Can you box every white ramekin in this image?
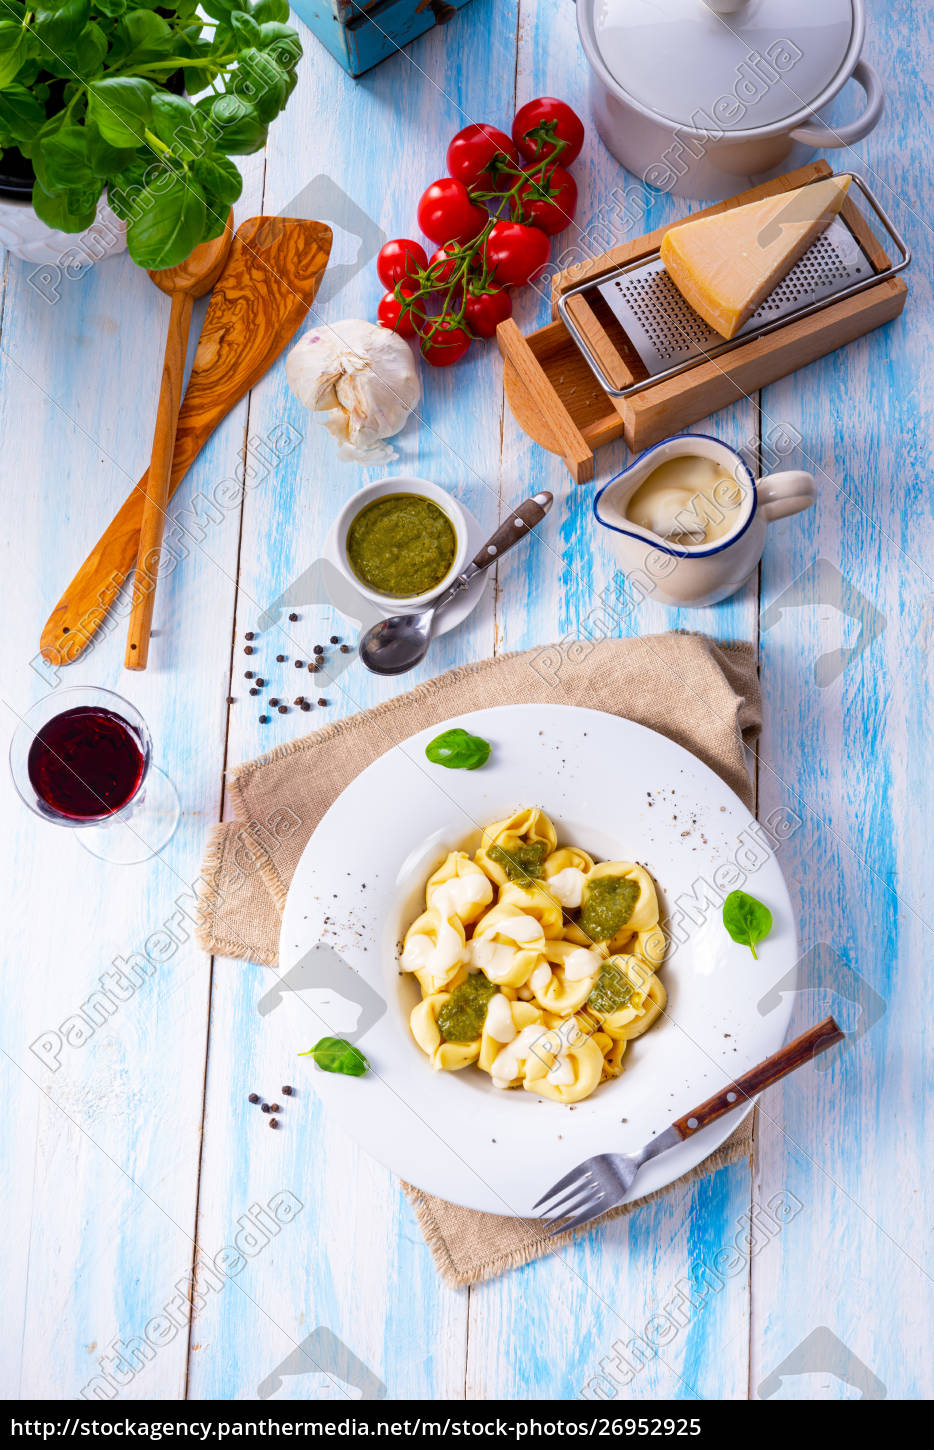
[333,476,469,611]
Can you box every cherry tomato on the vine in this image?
[464,286,512,339]
[377,287,425,340]
[483,220,550,288]
[376,237,428,290]
[417,178,488,246]
[428,242,468,288]
[515,164,577,235]
[446,123,519,191]
[512,97,585,166]
[420,316,472,367]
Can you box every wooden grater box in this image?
[497,162,908,483]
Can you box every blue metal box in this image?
[291,0,474,78]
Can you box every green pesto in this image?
[436,976,498,1043]
[346,494,456,597]
[487,840,548,883]
[577,875,639,941]
[588,961,635,1017]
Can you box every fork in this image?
[533,1016,844,1236]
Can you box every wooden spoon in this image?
[124,216,234,670]
[40,217,332,669]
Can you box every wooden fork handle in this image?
[673,1016,844,1139]
[125,291,194,669]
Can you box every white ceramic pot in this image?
[333,476,470,611]
[592,433,815,607]
[576,0,884,199]
[0,190,126,266]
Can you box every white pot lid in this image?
[591,0,856,132]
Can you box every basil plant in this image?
[0,0,302,268]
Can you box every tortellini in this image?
[404,810,667,1103]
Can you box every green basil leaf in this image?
[190,150,242,208]
[125,169,206,268]
[85,122,139,178]
[150,91,202,157]
[197,93,267,154]
[230,11,261,45]
[31,177,101,233]
[32,0,90,50]
[252,0,290,21]
[0,22,32,87]
[33,123,96,192]
[94,0,128,16]
[232,46,289,123]
[722,890,773,959]
[425,728,492,771]
[299,1036,369,1078]
[88,77,155,147]
[0,85,46,145]
[257,22,301,65]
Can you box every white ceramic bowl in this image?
[333,475,469,611]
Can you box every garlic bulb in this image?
[285,319,421,464]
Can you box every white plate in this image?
[278,704,797,1216]
[322,498,490,638]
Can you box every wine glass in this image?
[9,686,179,865]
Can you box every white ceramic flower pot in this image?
[576,0,885,200]
[0,191,126,266]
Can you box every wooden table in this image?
[2,0,929,1402]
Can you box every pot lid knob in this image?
[702,0,750,13]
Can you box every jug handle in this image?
[758,470,816,523]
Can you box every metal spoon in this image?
[359,491,553,675]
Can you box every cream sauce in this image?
[626,455,746,547]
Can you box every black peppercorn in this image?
[248,1093,260,1104]
[317,698,327,706]
[269,1103,281,1114]
[269,1117,279,1129]
[245,670,254,679]
[261,1103,271,1113]
[329,636,339,644]
[249,687,259,696]
[340,644,350,653]
[269,697,279,707]
[282,1085,293,1096]
[276,655,286,662]
[295,660,304,668]
[278,705,288,714]
[313,644,324,655]
[245,632,255,640]
[259,715,269,724]
[288,612,298,621]
[244,645,254,655]
[226,696,235,704]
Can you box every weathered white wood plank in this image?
[0,152,265,1398]
[752,3,934,1402]
[185,4,527,1399]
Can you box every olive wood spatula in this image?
[40,215,333,667]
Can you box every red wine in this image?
[27,707,146,820]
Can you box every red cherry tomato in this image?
[376,237,428,290]
[420,316,472,367]
[483,220,551,288]
[417,178,488,247]
[428,243,468,287]
[464,286,512,339]
[446,124,519,190]
[377,287,425,340]
[515,164,578,235]
[512,97,585,165]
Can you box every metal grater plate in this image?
[597,215,873,376]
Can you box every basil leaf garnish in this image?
[299,1037,368,1077]
[425,728,491,771]
[722,890,773,959]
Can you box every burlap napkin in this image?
[197,633,761,1287]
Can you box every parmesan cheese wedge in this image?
[660,175,851,340]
